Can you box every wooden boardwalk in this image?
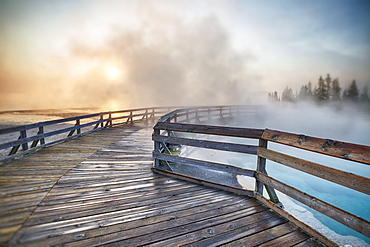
[0,124,324,246]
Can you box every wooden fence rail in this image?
[152,105,370,244]
[0,107,171,164]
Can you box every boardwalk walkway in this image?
[1,124,324,246]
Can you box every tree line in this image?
[268,74,369,105]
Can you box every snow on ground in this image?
[277,192,369,247]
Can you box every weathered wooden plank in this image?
[147,209,279,247]
[153,152,256,177]
[154,122,264,138]
[153,168,254,197]
[258,147,370,195]
[0,207,36,227]
[149,209,276,247]
[41,180,191,204]
[180,216,286,247]
[0,184,54,197]
[256,172,370,238]
[76,203,267,247]
[221,222,298,247]
[153,134,258,155]
[259,230,309,246]
[294,238,327,247]
[48,198,251,247]
[13,193,249,246]
[27,186,214,225]
[262,129,370,165]
[1,125,152,245]
[0,225,21,243]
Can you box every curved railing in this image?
[0,107,172,163]
[152,105,370,245]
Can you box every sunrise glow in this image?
[107,67,121,80]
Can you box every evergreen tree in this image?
[344,80,359,102]
[360,85,369,103]
[297,82,314,101]
[307,81,313,95]
[268,91,280,101]
[282,86,294,102]
[298,85,309,100]
[331,78,341,101]
[325,74,332,100]
[315,76,328,101]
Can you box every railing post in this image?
[126,111,133,124]
[20,129,28,151]
[31,126,45,148]
[39,126,45,145]
[68,119,81,137]
[144,109,149,126]
[153,129,160,168]
[105,113,112,127]
[256,139,267,195]
[94,115,104,129]
[173,113,177,123]
[256,139,281,205]
[76,119,81,134]
[195,109,200,123]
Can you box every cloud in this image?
[58,13,260,109]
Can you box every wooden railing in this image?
[0,107,171,163]
[152,105,370,245]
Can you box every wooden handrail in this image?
[152,105,370,241]
[262,129,370,165]
[0,107,172,163]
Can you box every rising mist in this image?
[1,12,260,111]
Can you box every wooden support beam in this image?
[152,134,258,155]
[154,122,263,139]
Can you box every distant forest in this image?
[268,74,370,107]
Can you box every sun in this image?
[107,67,121,80]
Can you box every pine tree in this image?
[268,91,280,101]
[331,78,341,101]
[325,74,332,100]
[344,80,359,102]
[282,86,294,102]
[298,85,310,100]
[307,81,313,95]
[315,76,328,102]
[360,85,369,103]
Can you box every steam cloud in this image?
[43,14,260,110]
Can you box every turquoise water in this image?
[267,159,370,244]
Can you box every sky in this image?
[1,0,370,110]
